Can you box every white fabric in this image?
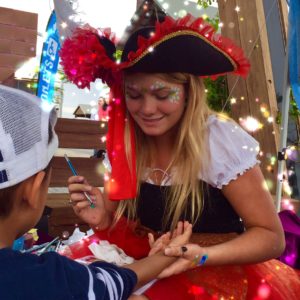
[88,240,135,266]
[199,115,260,188]
[0,85,58,189]
[53,0,84,43]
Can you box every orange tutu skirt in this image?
[68,217,300,300]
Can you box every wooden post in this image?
[217,0,280,193]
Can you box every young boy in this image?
[0,85,191,300]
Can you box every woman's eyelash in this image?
[126,93,141,99]
[156,92,171,99]
[156,95,169,100]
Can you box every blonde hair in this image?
[114,73,213,231]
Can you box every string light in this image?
[230,97,237,104]
[239,116,263,132]
[61,22,67,29]
[162,3,169,10]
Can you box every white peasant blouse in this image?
[199,115,260,189]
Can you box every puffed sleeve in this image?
[199,115,260,189]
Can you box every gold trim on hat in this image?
[127,30,237,71]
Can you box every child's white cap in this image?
[0,85,59,189]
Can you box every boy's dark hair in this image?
[0,123,54,218]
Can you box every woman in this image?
[61,14,300,299]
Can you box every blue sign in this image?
[288,0,300,108]
[36,11,61,103]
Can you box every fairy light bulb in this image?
[239,116,262,132]
[230,97,237,104]
[61,22,67,29]
[162,3,169,10]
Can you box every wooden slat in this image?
[0,53,30,68]
[48,206,89,238]
[55,118,107,149]
[0,67,14,82]
[0,7,38,30]
[57,132,106,149]
[0,23,37,44]
[47,193,69,208]
[55,118,107,135]
[50,157,104,187]
[0,39,36,56]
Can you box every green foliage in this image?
[275,91,300,125]
[114,49,123,61]
[289,91,300,121]
[204,16,219,30]
[204,77,230,112]
[197,0,217,9]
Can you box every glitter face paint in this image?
[126,81,181,103]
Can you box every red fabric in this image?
[59,26,118,88]
[106,84,137,200]
[68,217,150,260]
[144,260,300,300]
[66,219,300,299]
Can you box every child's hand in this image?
[148,232,171,256]
[67,176,110,229]
[148,221,192,256]
[158,244,207,278]
[168,221,193,248]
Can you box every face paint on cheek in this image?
[150,81,166,90]
[168,87,181,103]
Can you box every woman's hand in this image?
[158,244,207,278]
[67,176,111,229]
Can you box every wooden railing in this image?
[47,117,107,237]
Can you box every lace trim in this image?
[216,159,261,189]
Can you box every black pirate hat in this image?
[60,15,249,88]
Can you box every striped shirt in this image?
[0,248,137,300]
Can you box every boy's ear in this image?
[23,171,46,209]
